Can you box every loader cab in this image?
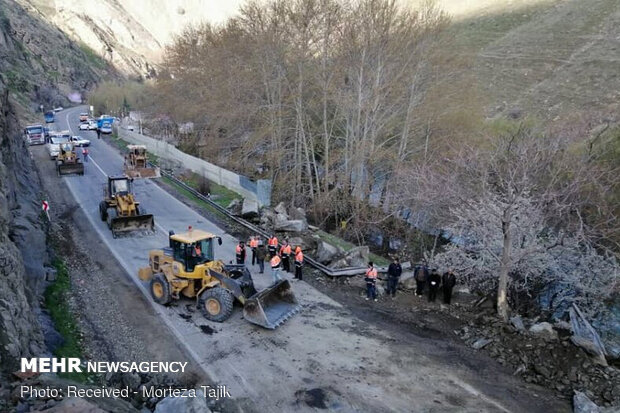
[168,229,221,272]
[108,176,132,198]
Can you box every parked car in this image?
[24,124,45,145]
[88,120,98,130]
[79,112,89,122]
[53,107,64,113]
[69,135,90,147]
[79,123,90,130]
[47,135,70,159]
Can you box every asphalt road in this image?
[40,106,566,413]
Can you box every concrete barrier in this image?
[117,127,272,207]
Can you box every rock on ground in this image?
[573,391,601,413]
[315,240,342,264]
[241,198,259,219]
[154,389,211,413]
[399,271,416,290]
[529,322,558,340]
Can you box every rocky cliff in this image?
[0,0,117,111]
[0,79,46,374]
[17,0,242,76]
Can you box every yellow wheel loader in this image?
[99,176,155,238]
[124,145,160,179]
[56,142,84,176]
[138,228,300,329]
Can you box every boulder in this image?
[472,338,493,350]
[316,241,342,264]
[155,389,210,413]
[331,246,370,269]
[288,207,307,220]
[529,322,558,340]
[510,315,526,332]
[274,215,308,232]
[241,198,259,219]
[274,202,288,218]
[399,271,416,290]
[226,199,242,216]
[287,236,314,251]
[572,391,601,413]
[39,398,107,413]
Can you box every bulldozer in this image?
[138,227,299,329]
[56,142,84,176]
[124,145,160,179]
[99,176,155,238]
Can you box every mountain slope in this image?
[20,0,243,76]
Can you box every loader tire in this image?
[99,202,108,221]
[150,273,171,305]
[199,287,234,323]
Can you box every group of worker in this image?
[235,235,304,285]
[365,259,457,304]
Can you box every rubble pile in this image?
[456,314,620,408]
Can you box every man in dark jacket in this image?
[386,257,402,298]
[256,245,267,274]
[428,268,441,302]
[414,264,428,297]
[442,268,457,304]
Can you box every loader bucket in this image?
[57,162,84,176]
[124,167,161,179]
[243,280,300,329]
[109,214,155,237]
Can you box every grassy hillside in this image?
[439,0,620,121]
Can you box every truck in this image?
[97,116,114,134]
[24,124,45,145]
[44,111,55,123]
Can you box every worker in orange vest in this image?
[249,236,260,266]
[270,253,282,284]
[294,246,304,280]
[235,241,246,264]
[280,240,292,273]
[268,235,278,258]
[365,261,378,302]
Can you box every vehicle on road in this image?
[138,228,300,329]
[69,135,90,147]
[124,145,160,178]
[99,176,155,238]
[24,124,45,145]
[53,107,63,112]
[79,123,89,130]
[88,120,98,130]
[44,111,55,123]
[47,133,70,159]
[79,112,89,122]
[55,142,84,176]
[99,120,113,134]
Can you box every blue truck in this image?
[44,111,55,123]
[97,116,114,134]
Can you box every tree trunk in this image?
[497,210,512,321]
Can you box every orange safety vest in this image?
[268,237,278,247]
[249,238,259,248]
[280,244,292,256]
[295,251,304,264]
[270,255,281,268]
[366,267,377,279]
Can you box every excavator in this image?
[99,176,155,237]
[124,145,160,178]
[138,227,299,329]
[56,142,84,176]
